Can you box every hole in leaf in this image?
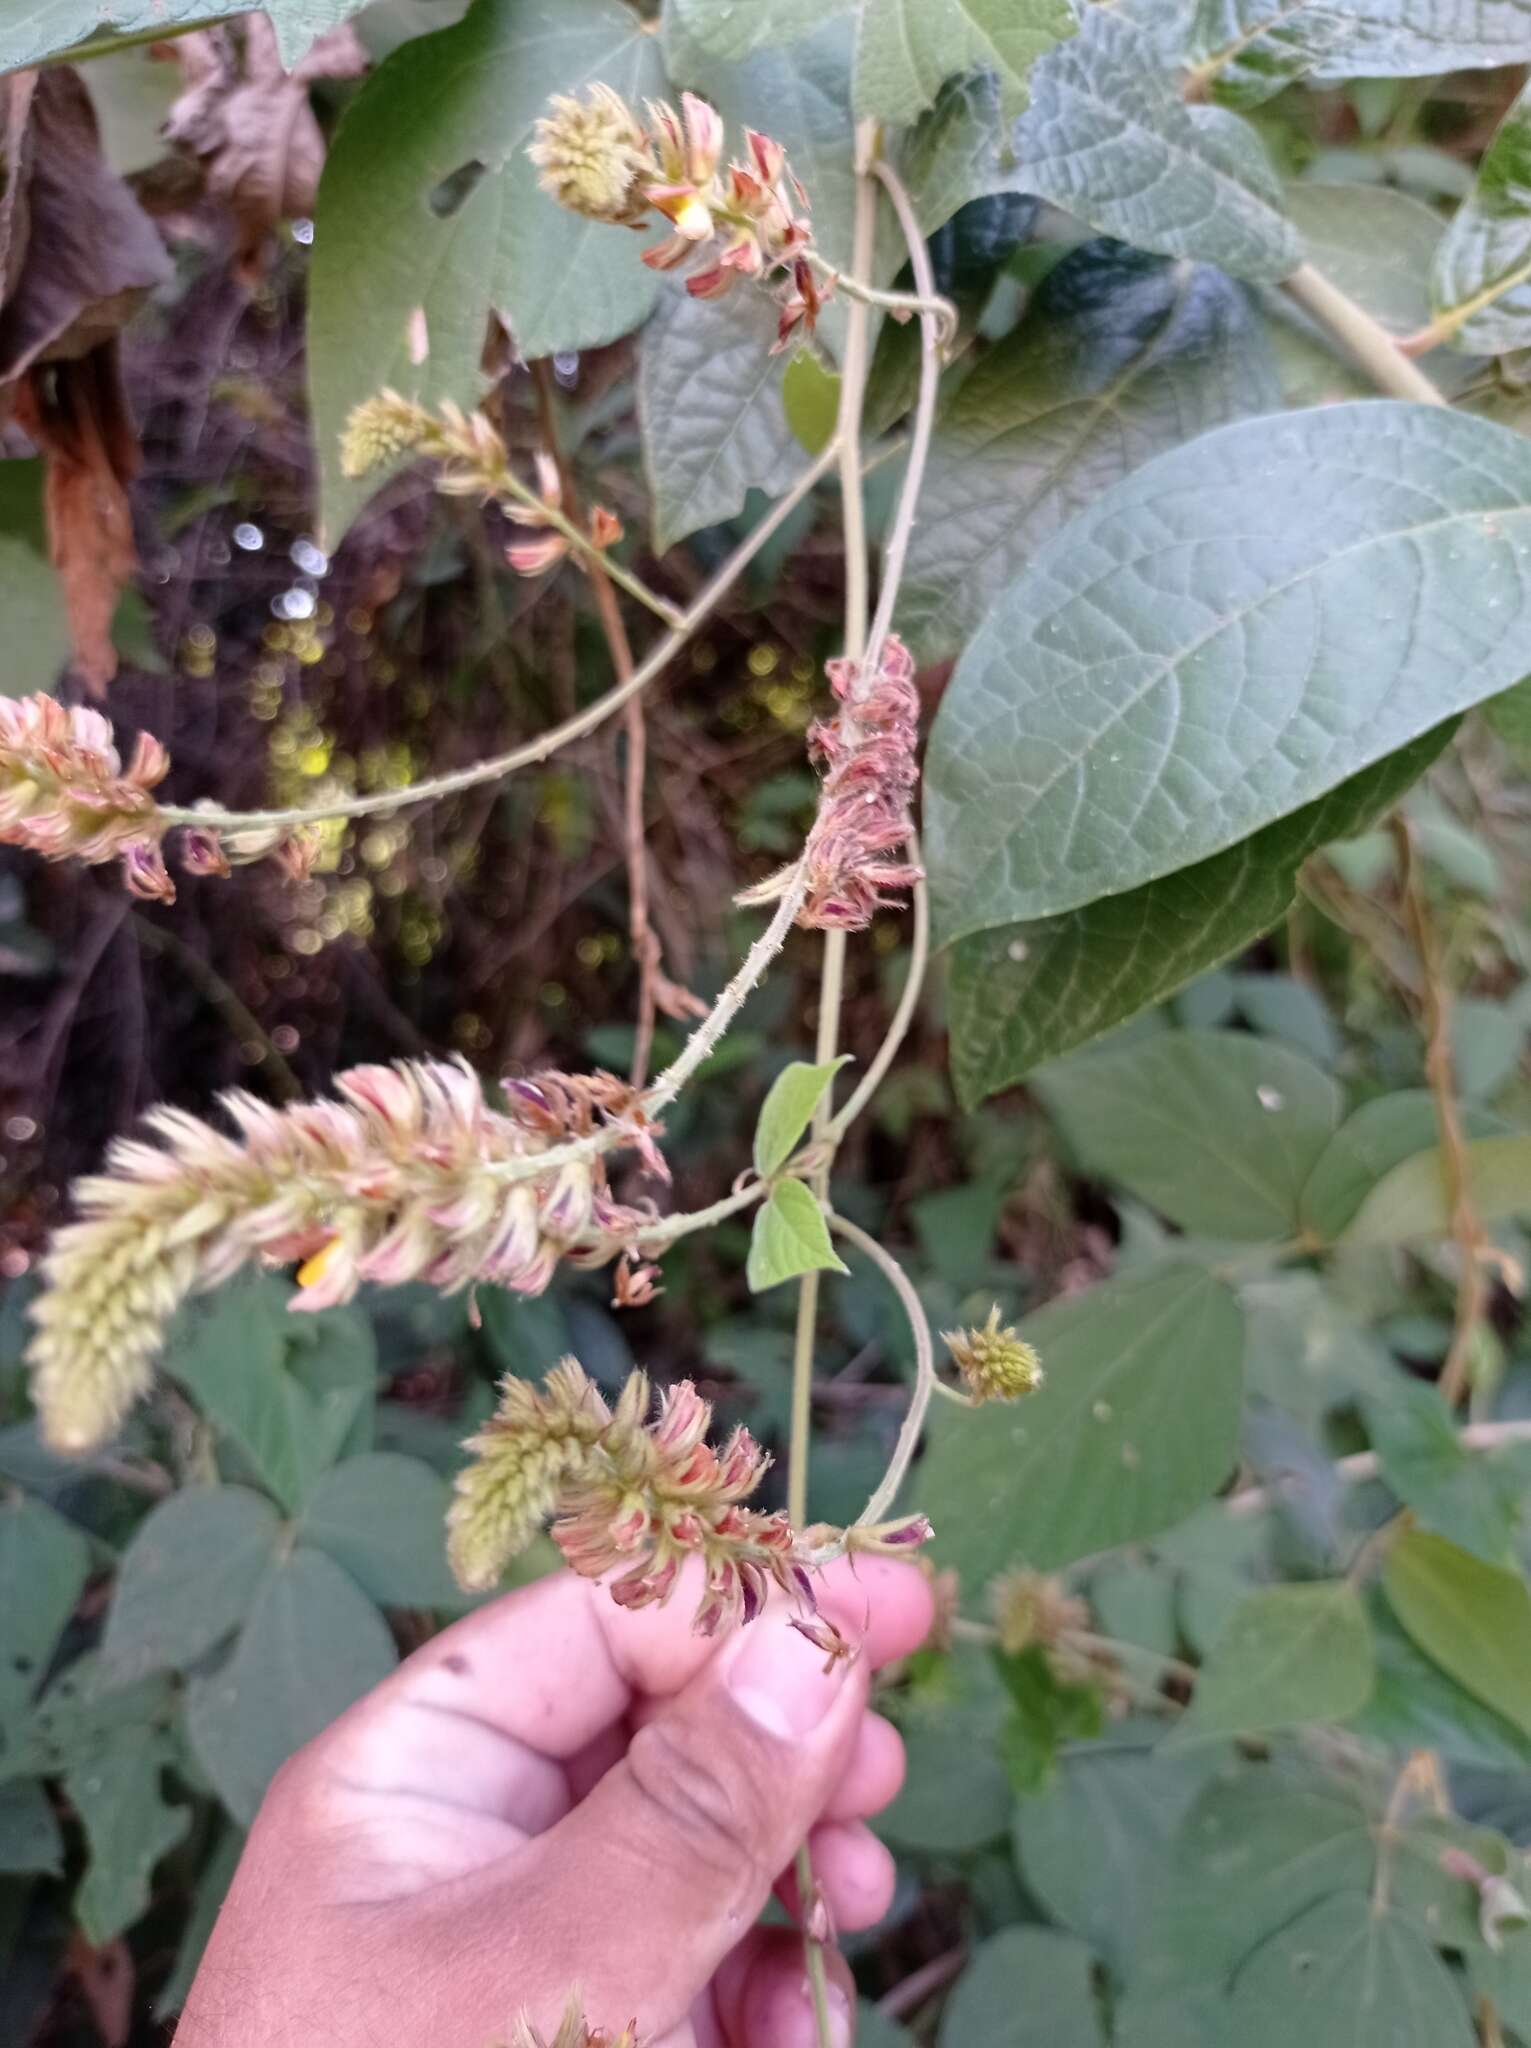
[429,162,486,219]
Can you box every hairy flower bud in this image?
[1,694,173,897]
[28,1059,663,1454]
[943,1304,1043,1404]
[338,390,433,478]
[528,84,651,224]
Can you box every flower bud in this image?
[845,1514,933,1556]
[528,84,650,224]
[338,389,433,478]
[943,1304,1043,1404]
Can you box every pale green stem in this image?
[632,1179,766,1250]
[828,1210,937,1530]
[492,468,683,626]
[1282,264,1446,406]
[805,248,958,347]
[159,437,842,833]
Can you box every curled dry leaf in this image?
[164,16,367,285]
[0,67,171,693]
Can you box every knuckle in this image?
[623,1715,768,1892]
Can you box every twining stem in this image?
[159,438,842,834]
[1390,815,1488,1407]
[829,1211,938,1530]
[1282,264,1447,406]
[632,1179,766,1250]
[804,248,959,348]
[529,360,676,1089]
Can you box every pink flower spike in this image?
[507,533,571,577]
[747,129,785,186]
[680,92,724,184]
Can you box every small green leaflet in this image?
[0,1493,90,1727]
[937,1925,1105,2048]
[1365,1377,1521,1566]
[1383,1528,1531,1738]
[299,1452,467,1608]
[1228,1892,1474,2047]
[69,1729,191,1945]
[1165,1583,1374,1748]
[925,403,1531,948]
[1341,1134,1531,1245]
[782,353,841,457]
[1433,78,1531,352]
[1300,1089,1494,1240]
[746,1181,846,1290]
[103,1485,284,1683]
[753,1056,850,1178]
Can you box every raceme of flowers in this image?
[448,1359,818,1637]
[529,86,823,350]
[339,392,623,581]
[27,1059,665,1455]
[740,634,924,932]
[0,692,314,901]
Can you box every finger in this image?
[490,1606,869,2032]
[822,1713,905,1823]
[714,1930,856,2048]
[803,1820,898,1934]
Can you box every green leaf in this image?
[1166,1584,1374,1747]
[850,0,1076,124]
[1184,0,1357,109]
[1469,1932,1531,2042]
[162,1274,377,1513]
[947,731,1445,1102]
[476,1289,569,1381]
[1483,673,1531,749]
[880,1646,1013,1852]
[898,242,1277,662]
[0,463,70,700]
[1341,1134,1531,1246]
[1309,0,1531,79]
[1354,1604,1531,1771]
[0,0,366,71]
[0,1781,61,1877]
[68,1728,190,1944]
[1365,1378,1521,1564]
[1008,10,1300,283]
[753,1057,850,1179]
[895,70,1036,238]
[1227,1891,1473,2048]
[1301,1090,1497,1240]
[995,1645,1105,1795]
[1241,1273,1394,1430]
[919,1262,1243,1583]
[155,1825,244,2019]
[746,1181,846,1291]
[641,289,811,554]
[1033,1029,1342,1240]
[103,1486,283,1684]
[0,1495,89,1728]
[1015,1734,1223,1974]
[299,1452,465,1608]
[937,1926,1105,2048]
[187,1548,397,1824]
[782,353,841,458]
[310,0,667,544]
[1384,1528,1531,1738]
[1433,80,1531,354]
[925,402,1531,948]
[1283,183,1444,332]
[666,0,830,65]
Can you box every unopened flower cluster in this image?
[742,635,923,932]
[449,1358,817,1635]
[529,86,823,349]
[28,1059,664,1455]
[505,1994,640,2048]
[339,393,622,582]
[944,1305,1043,1404]
[1,692,314,901]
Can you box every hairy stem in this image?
[159,438,841,834]
[1282,264,1446,406]
[1390,814,1488,1407]
[805,248,959,346]
[828,1210,937,1529]
[632,1179,766,1250]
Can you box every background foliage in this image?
[6,0,1531,2041]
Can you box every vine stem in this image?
[493,465,682,626]
[829,1211,937,1529]
[1391,816,1486,1407]
[804,248,959,347]
[1282,264,1446,406]
[159,437,842,834]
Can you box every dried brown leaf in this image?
[13,347,140,696]
[165,17,366,284]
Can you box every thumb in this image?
[521,1605,867,2029]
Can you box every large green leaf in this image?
[1435,80,1531,354]
[1183,0,1356,108]
[671,0,1075,120]
[310,0,668,544]
[925,403,1531,948]
[187,1548,397,1824]
[68,1729,190,1944]
[1006,10,1300,283]
[1282,183,1443,332]
[1165,1583,1375,1746]
[1032,1030,1343,1240]
[937,1927,1104,2048]
[1341,1134,1531,1245]
[1311,0,1531,77]
[895,70,1037,238]
[879,1646,1012,1852]
[103,1486,284,1684]
[162,1273,377,1513]
[898,242,1277,662]
[1227,1892,1473,2047]
[0,1495,89,1728]
[919,1263,1243,1584]
[299,1452,465,1608]
[946,728,1446,1105]
[0,0,365,70]
[1015,1734,1223,1973]
[1383,1528,1531,1738]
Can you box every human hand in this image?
[175,1555,933,2047]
